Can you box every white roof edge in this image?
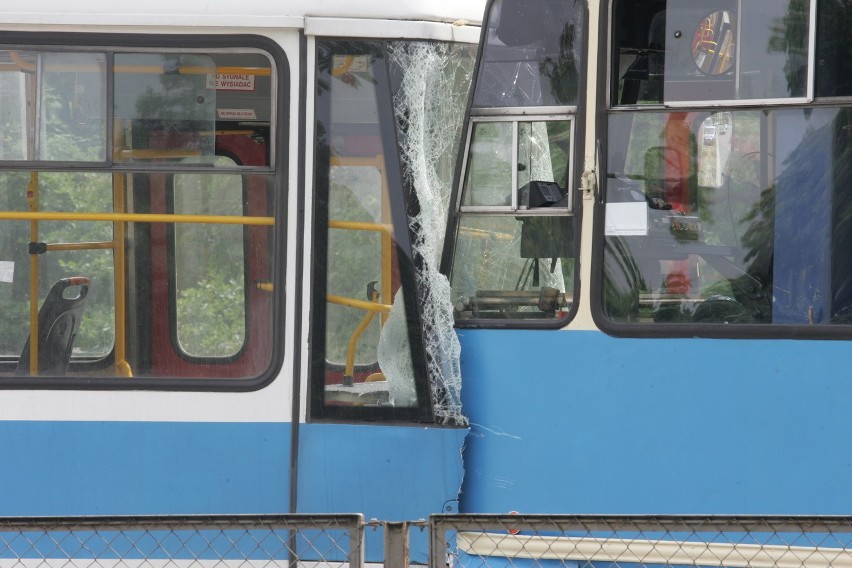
[0,0,485,30]
[304,16,480,43]
[0,14,481,43]
[0,13,306,28]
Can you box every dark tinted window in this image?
[473,0,584,107]
[613,0,811,105]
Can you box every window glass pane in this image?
[173,156,246,359]
[452,116,575,321]
[518,120,571,209]
[451,214,574,320]
[314,42,424,412]
[603,107,852,325]
[0,172,114,360]
[473,0,584,107]
[39,52,107,161]
[0,52,30,161]
[462,122,513,207]
[114,53,216,163]
[612,0,810,105]
[816,0,852,96]
[0,51,107,161]
[0,43,280,382]
[326,165,383,365]
[387,41,475,424]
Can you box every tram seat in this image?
[16,277,90,376]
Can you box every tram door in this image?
[143,134,272,378]
[127,52,275,379]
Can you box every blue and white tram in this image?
[0,0,482,558]
[445,0,852,516]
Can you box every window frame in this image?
[440,0,587,330]
[0,31,288,390]
[607,0,819,109]
[593,0,852,340]
[309,38,440,423]
[457,113,577,215]
[166,157,251,364]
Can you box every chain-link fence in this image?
[430,515,852,568]
[3,514,852,568]
[0,514,364,568]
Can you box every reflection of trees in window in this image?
[174,160,247,358]
[124,54,215,160]
[602,236,645,321]
[767,0,809,97]
[539,19,578,105]
[816,0,852,96]
[830,109,852,321]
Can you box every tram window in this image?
[461,122,513,207]
[0,51,107,161]
[816,0,852,97]
[312,40,475,421]
[450,119,576,322]
[612,0,811,105]
[114,53,216,164]
[0,38,281,384]
[602,107,852,328]
[0,171,115,358]
[313,42,426,418]
[445,0,584,326]
[473,0,583,108]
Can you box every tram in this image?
[445,0,852,516]
[0,1,483,561]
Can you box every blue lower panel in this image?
[458,329,852,514]
[296,423,467,562]
[0,421,290,515]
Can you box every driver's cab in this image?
[444,0,585,324]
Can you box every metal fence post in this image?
[384,521,410,568]
[350,515,366,568]
[429,516,448,568]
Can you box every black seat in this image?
[17,277,90,376]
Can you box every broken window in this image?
[311,40,475,423]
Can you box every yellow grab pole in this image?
[27,172,39,375]
[377,155,392,326]
[113,174,131,377]
[344,290,380,380]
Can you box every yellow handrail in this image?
[114,148,202,160]
[0,56,272,77]
[327,294,391,314]
[326,154,394,371]
[344,290,380,379]
[45,241,114,251]
[0,211,274,226]
[328,220,393,234]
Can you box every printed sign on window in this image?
[209,73,256,91]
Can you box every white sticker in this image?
[0,261,13,283]
[212,73,255,91]
[605,202,648,236]
[217,108,257,120]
